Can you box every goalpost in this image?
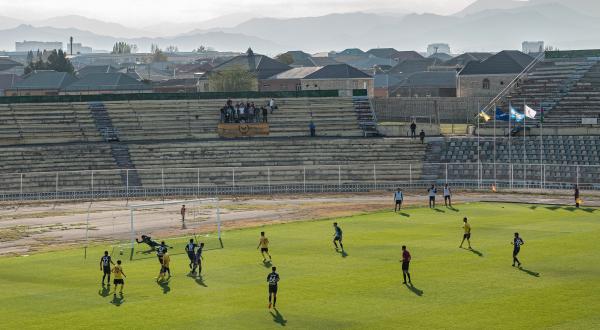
[112,198,222,260]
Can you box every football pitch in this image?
[1,202,599,329]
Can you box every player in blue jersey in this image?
[267,266,280,309]
[511,232,525,267]
[99,250,115,285]
[333,222,344,251]
[192,242,205,275]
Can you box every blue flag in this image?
[510,107,524,122]
[495,108,509,121]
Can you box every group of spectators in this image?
[220,98,277,124]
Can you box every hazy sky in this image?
[1,0,476,25]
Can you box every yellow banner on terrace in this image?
[217,123,270,138]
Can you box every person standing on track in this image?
[394,188,404,212]
[180,205,186,224]
[427,184,437,208]
[443,184,452,208]
[574,185,580,208]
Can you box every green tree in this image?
[112,42,137,54]
[24,49,74,75]
[207,66,257,92]
[165,45,179,53]
[276,53,294,65]
[150,44,168,62]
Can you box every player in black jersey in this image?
[99,251,115,285]
[185,239,197,270]
[267,266,280,309]
[512,232,525,267]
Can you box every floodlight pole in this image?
[373,164,377,190]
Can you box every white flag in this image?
[525,105,537,119]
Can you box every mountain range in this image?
[0,0,599,54]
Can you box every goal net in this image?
[111,198,222,260]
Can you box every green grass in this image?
[1,203,600,329]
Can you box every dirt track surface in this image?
[0,191,596,256]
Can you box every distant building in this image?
[366,48,424,62]
[62,72,151,95]
[153,78,200,93]
[6,70,78,96]
[204,48,291,92]
[16,41,63,52]
[0,57,24,75]
[427,43,451,57]
[0,74,23,96]
[458,50,533,97]
[263,64,374,96]
[70,43,93,54]
[522,41,544,54]
[391,71,457,97]
[445,52,493,68]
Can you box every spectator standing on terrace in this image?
[251,102,258,122]
[239,103,246,123]
[269,98,276,114]
[309,121,316,137]
[574,185,580,208]
[419,129,426,144]
[410,121,417,139]
[262,106,268,123]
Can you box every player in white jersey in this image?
[394,188,404,212]
[443,184,452,208]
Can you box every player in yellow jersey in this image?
[112,260,126,297]
[460,217,472,249]
[257,231,272,262]
[157,250,171,282]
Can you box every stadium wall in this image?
[0,89,368,104]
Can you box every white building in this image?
[16,41,63,52]
[522,41,544,54]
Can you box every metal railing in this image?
[480,52,545,115]
[0,162,597,202]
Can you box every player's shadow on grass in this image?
[447,206,459,212]
[262,260,273,268]
[270,308,287,326]
[405,283,423,296]
[158,280,171,294]
[336,249,349,258]
[518,267,540,277]
[195,275,208,287]
[545,206,562,211]
[433,208,445,213]
[399,212,410,218]
[110,294,124,306]
[461,247,483,257]
[99,285,111,297]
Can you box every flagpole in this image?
[523,100,527,189]
[540,100,544,189]
[493,102,497,184]
[508,100,512,166]
[477,100,481,188]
